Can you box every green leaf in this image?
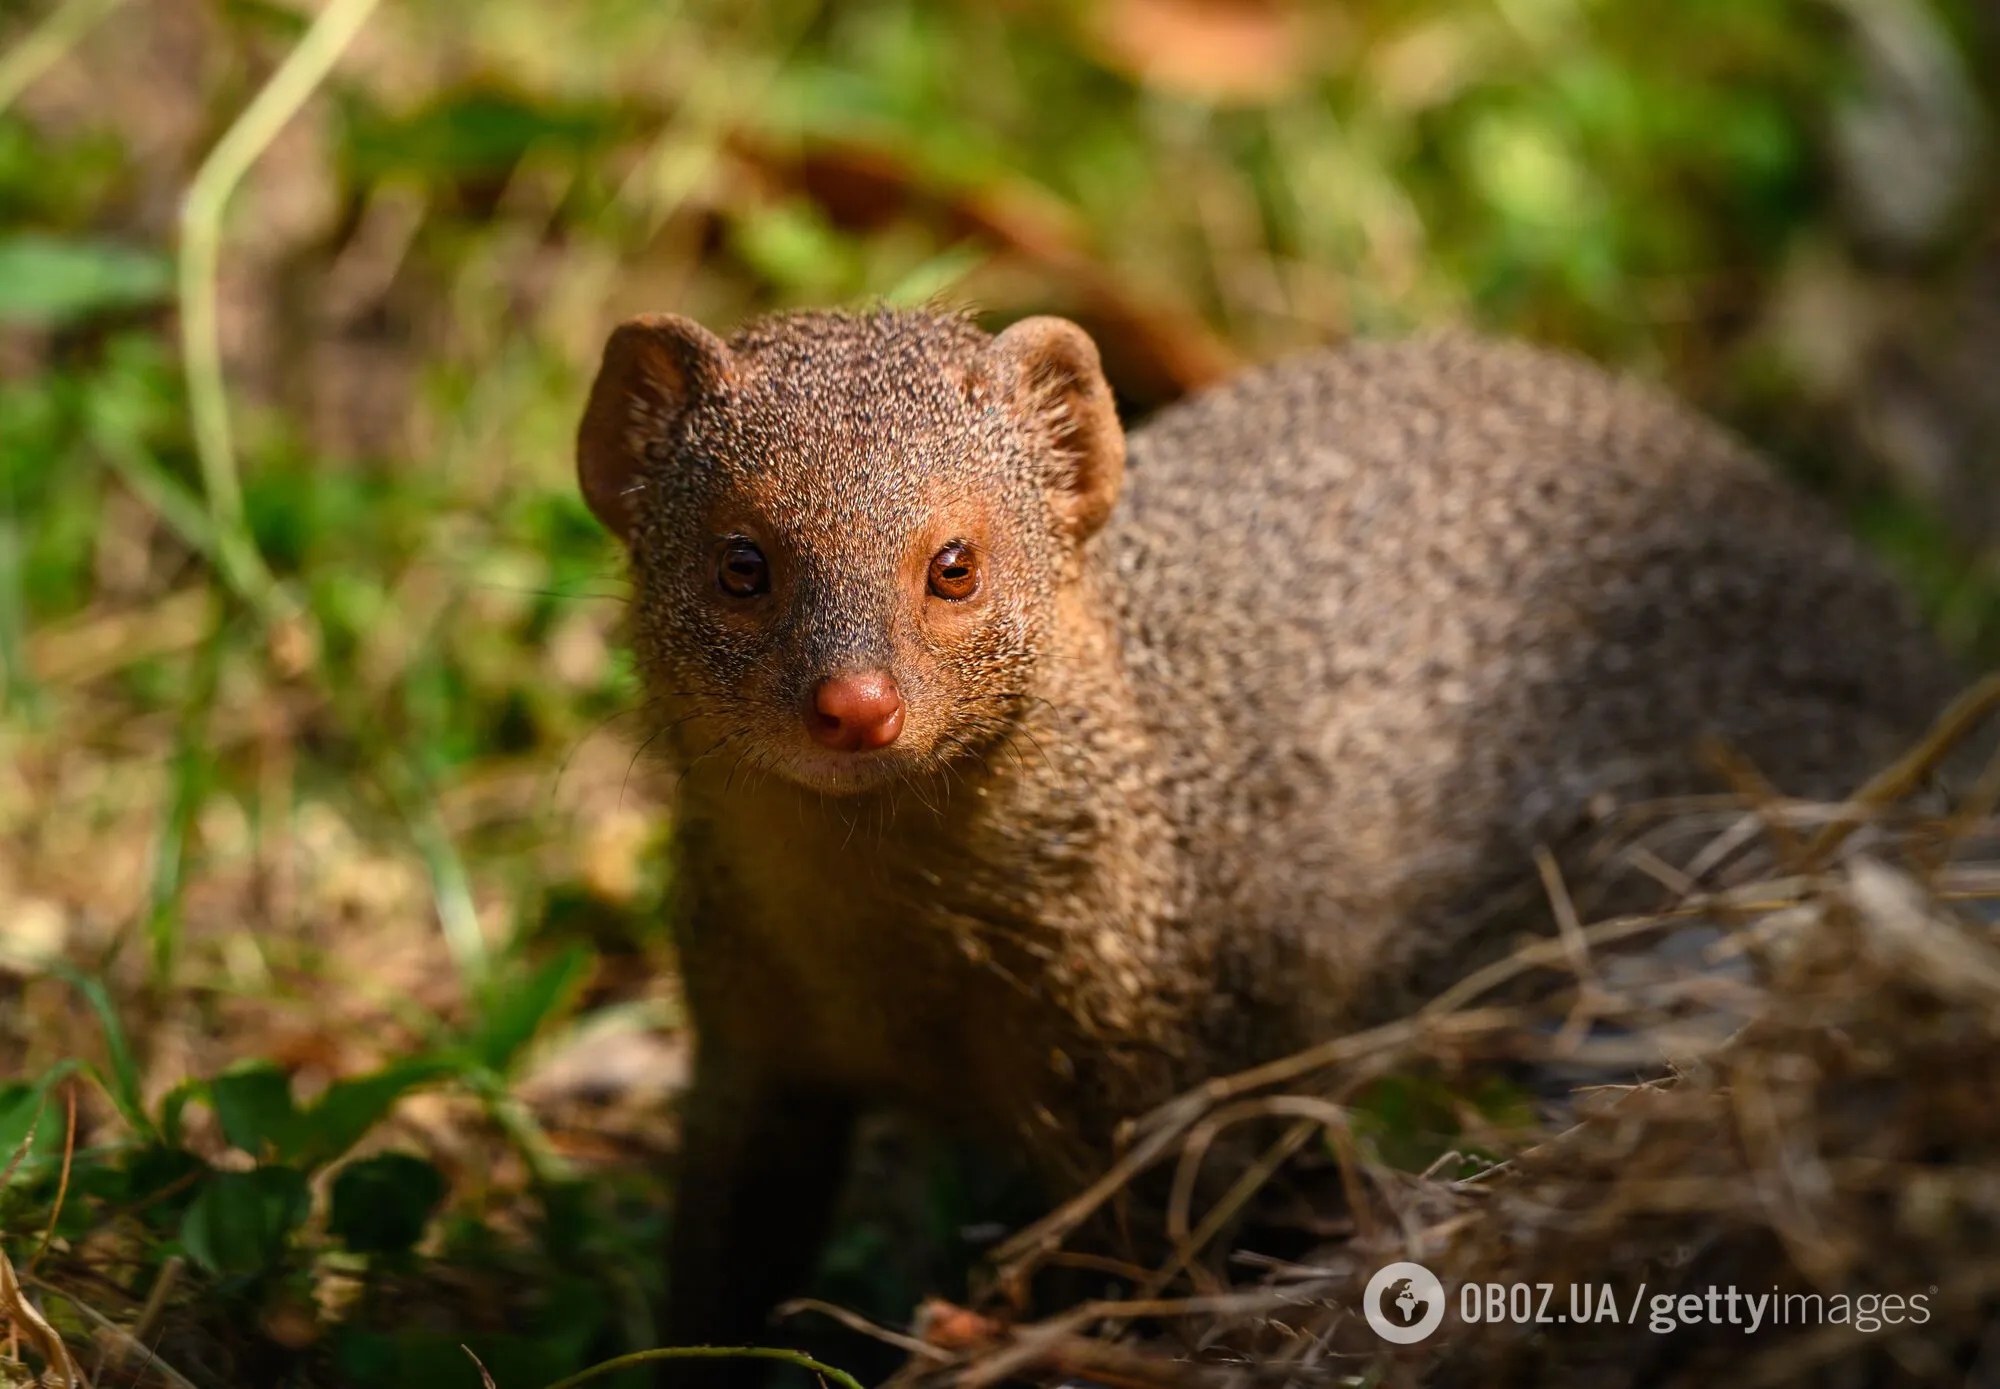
[0,1064,90,1194]
[122,1145,209,1233]
[294,1056,459,1169]
[340,87,628,183]
[179,1165,310,1277]
[0,235,172,328]
[328,1152,447,1255]
[208,1063,301,1161]
[471,947,590,1074]
[0,1082,47,1181]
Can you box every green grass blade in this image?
[45,963,153,1139]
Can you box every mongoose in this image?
[574,307,1962,1364]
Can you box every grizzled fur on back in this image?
[1111,333,1959,1033]
[575,306,1963,1369]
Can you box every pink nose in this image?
[808,672,904,752]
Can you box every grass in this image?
[0,0,1996,1384]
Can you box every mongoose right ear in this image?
[993,316,1126,541]
[576,314,733,541]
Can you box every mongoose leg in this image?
[661,1061,855,1387]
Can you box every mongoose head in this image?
[577,308,1124,796]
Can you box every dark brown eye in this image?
[717,538,769,598]
[927,541,980,601]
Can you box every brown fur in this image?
[575,307,1962,1368]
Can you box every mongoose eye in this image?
[927,542,980,601]
[717,538,769,598]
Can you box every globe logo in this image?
[1363,1260,1446,1343]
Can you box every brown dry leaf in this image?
[912,1296,1006,1353]
[0,1243,84,1388]
[1086,0,1311,102]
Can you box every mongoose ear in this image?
[576,313,732,541]
[993,316,1126,541]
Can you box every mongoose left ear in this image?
[577,313,733,542]
[993,316,1126,541]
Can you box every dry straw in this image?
[887,681,2000,1388]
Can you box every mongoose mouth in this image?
[765,741,922,796]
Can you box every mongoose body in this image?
[574,309,1959,1359]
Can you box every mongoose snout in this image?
[808,672,905,751]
